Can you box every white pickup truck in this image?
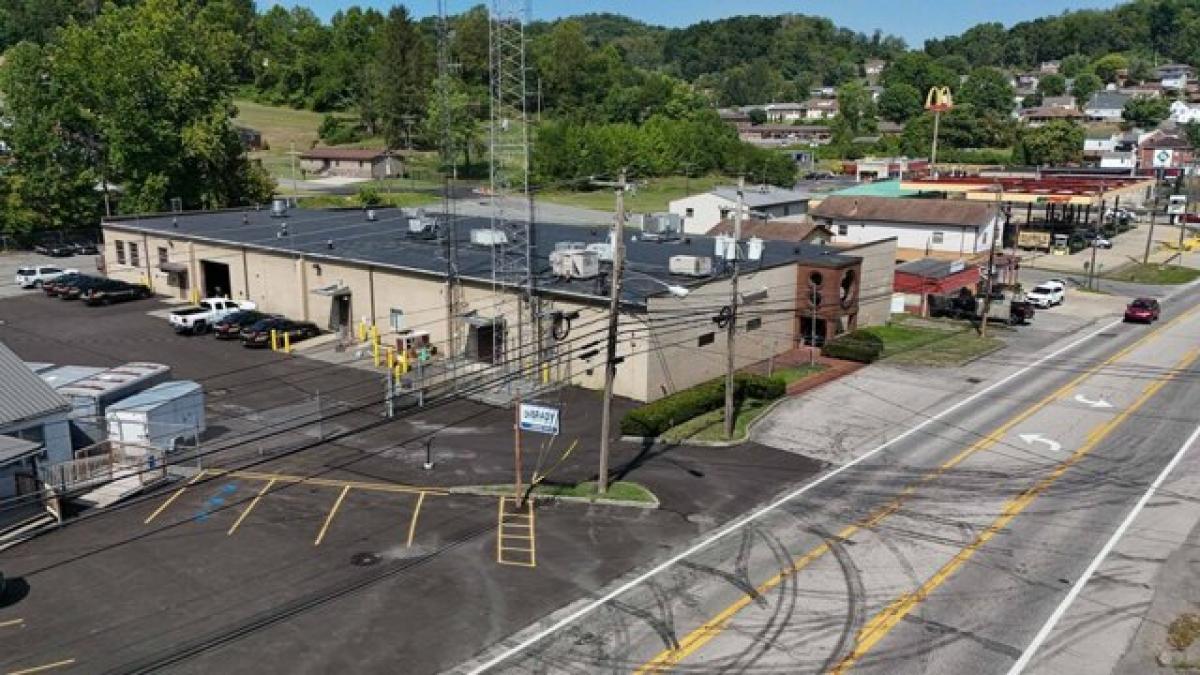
[169,298,255,335]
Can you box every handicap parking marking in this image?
[143,470,207,524]
[192,482,240,523]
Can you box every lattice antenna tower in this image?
[488,0,533,379]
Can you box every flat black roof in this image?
[103,207,858,307]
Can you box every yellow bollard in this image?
[283,331,291,354]
[372,341,380,367]
[542,362,550,384]
[369,324,379,346]
[393,362,402,382]
[386,347,396,369]
[399,349,409,375]
[270,329,278,352]
[357,319,367,342]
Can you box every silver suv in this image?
[15,265,74,289]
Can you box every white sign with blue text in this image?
[519,403,560,435]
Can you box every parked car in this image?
[82,280,152,306]
[15,265,74,289]
[169,298,255,335]
[1026,281,1066,308]
[212,309,273,340]
[42,273,95,297]
[1124,297,1161,323]
[1085,233,1113,249]
[70,241,99,255]
[241,317,320,348]
[60,276,112,301]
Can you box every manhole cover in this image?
[965,377,984,384]
[350,552,380,567]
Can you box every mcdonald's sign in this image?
[925,86,953,112]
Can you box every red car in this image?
[1124,297,1161,323]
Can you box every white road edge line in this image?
[466,315,1129,674]
[1007,419,1200,675]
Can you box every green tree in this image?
[747,108,767,125]
[1060,54,1091,78]
[1122,96,1171,128]
[1016,120,1084,165]
[423,75,483,169]
[372,6,433,149]
[877,83,923,122]
[836,80,877,135]
[1071,72,1103,106]
[959,67,1014,117]
[1183,121,1200,150]
[881,52,956,97]
[1036,73,1067,97]
[1092,53,1129,83]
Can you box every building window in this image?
[129,242,140,267]
[719,208,730,220]
[115,240,126,265]
[747,317,762,331]
[837,223,848,236]
[685,207,695,218]
[158,247,168,265]
[698,332,715,347]
[932,231,945,245]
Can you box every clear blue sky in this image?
[269,1,1123,46]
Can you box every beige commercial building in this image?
[101,208,892,402]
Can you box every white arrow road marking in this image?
[1020,433,1063,453]
[1074,394,1113,409]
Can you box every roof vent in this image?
[327,239,334,250]
[270,198,288,218]
[366,209,377,222]
[277,222,289,238]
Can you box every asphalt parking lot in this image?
[0,287,826,673]
[0,251,99,300]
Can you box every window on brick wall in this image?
[698,332,715,347]
[129,242,140,267]
[158,247,168,265]
[115,241,126,265]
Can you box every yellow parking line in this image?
[405,492,426,548]
[636,307,1200,673]
[495,497,505,563]
[832,346,1200,673]
[144,470,206,524]
[6,658,76,675]
[227,479,275,536]
[205,469,447,497]
[0,618,24,629]
[313,485,351,547]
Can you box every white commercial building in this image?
[811,196,999,257]
[669,185,815,235]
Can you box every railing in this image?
[40,441,166,494]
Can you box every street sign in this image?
[1153,149,1175,168]
[518,403,560,435]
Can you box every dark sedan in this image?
[241,317,320,348]
[42,273,94,297]
[1124,297,1161,323]
[82,280,152,306]
[213,310,273,340]
[59,276,111,300]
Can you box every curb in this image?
[447,486,660,510]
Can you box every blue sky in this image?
[269,1,1123,46]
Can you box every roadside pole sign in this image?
[518,403,560,435]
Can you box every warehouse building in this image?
[101,207,890,402]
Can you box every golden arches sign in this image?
[925,86,953,112]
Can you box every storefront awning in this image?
[158,262,188,273]
[311,283,351,297]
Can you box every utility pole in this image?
[1090,195,1104,291]
[289,142,299,195]
[978,185,1002,337]
[723,176,745,439]
[809,284,819,365]
[596,169,627,496]
[1143,201,1157,265]
[513,402,523,500]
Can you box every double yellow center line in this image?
[637,307,1198,673]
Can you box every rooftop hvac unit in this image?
[470,229,507,246]
[669,255,714,277]
[585,242,612,261]
[643,213,682,238]
[408,215,436,235]
[554,241,587,252]
[746,236,764,261]
[550,250,600,279]
[270,198,288,218]
[714,235,737,259]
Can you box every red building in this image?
[1138,133,1194,177]
[894,258,981,316]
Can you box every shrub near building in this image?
[620,373,786,437]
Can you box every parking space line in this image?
[313,485,351,546]
[204,469,447,497]
[496,497,537,568]
[6,658,76,675]
[0,618,24,629]
[144,470,206,524]
[405,491,426,548]
[227,478,275,536]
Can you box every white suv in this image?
[1026,280,1066,308]
[15,265,75,289]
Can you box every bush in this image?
[822,332,885,363]
[620,372,785,437]
[318,114,364,145]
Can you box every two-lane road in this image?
[462,285,1200,675]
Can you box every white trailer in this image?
[104,380,204,456]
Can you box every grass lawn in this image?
[537,174,736,213]
[770,363,827,385]
[473,481,657,504]
[884,331,1005,366]
[298,192,437,209]
[859,323,958,356]
[1102,263,1200,284]
[660,398,773,443]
